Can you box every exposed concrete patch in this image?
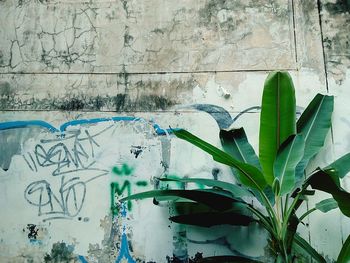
[85,215,146,262]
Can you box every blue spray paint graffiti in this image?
[0,117,172,135]
[114,203,136,263]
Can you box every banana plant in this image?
[122,72,350,262]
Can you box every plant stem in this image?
[299,207,317,222]
[281,191,302,242]
[284,194,289,219]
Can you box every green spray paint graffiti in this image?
[110,164,148,215]
[112,164,134,176]
[160,174,205,190]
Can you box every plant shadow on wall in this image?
[123,72,350,263]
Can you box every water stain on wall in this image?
[324,0,350,14]
[0,94,176,112]
[0,128,42,171]
[322,0,350,84]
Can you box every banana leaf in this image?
[337,234,350,263]
[259,71,296,185]
[273,134,305,195]
[306,169,350,217]
[296,94,334,181]
[158,177,253,198]
[173,129,267,190]
[121,189,242,211]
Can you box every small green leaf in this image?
[315,198,338,213]
[337,234,350,263]
[293,233,326,263]
[159,177,253,198]
[296,94,334,181]
[274,134,305,195]
[324,152,350,178]
[173,129,267,190]
[259,71,296,185]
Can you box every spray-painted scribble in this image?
[26,224,39,243]
[30,129,101,176]
[24,177,87,222]
[23,127,112,221]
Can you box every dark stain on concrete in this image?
[0,94,176,112]
[322,0,350,83]
[44,242,77,263]
[324,0,350,14]
[198,0,287,31]
[0,81,14,97]
[198,0,239,30]
[58,97,86,111]
[0,128,43,171]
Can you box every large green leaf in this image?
[171,201,255,227]
[159,177,253,198]
[324,152,350,178]
[170,211,255,227]
[337,234,350,263]
[293,233,326,263]
[273,134,305,195]
[174,200,252,216]
[173,129,267,190]
[307,169,350,217]
[259,71,296,185]
[295,94,334,181]
[220,128,261,169]
[121,189,240,211]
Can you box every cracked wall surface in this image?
[0,0,296,73]
[0,0,350,262]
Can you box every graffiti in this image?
[110,164,148,215]
[22,127,110,221]
[112,164,134,176]
[32,133,99,176]
[26,224,39,243]
[24,177,87,221]
[0,116,172,135]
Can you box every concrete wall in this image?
[0,0,349,262]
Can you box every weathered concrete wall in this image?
[0,0,349,262]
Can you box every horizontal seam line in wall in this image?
[0,109,260,113]
[0,68,298,75]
